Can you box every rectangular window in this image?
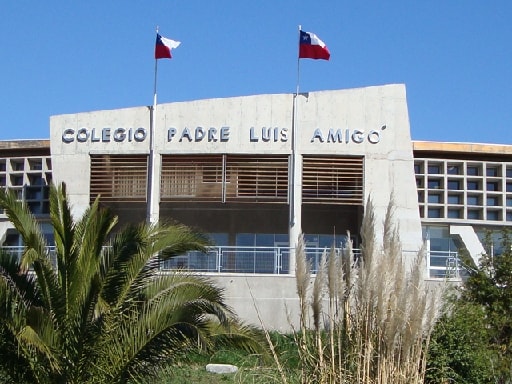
[447,209,461,219]
[487,210,500,221]
[428,194,442,204]
[11,160,24,171]
[487,196,500,206]
[428,179,441,189]
[486,182,499,192]
[447,165,460,175]
[427,208,442,218]
[447,180,461,190]
[467,209,481,220]
[467,195,481,206]
[467,166,480,176]
[10,175,24,186]
[447,194,461,204]
[428,164,441,174]
[486,167,499,177]
[467,180,480,190]
[28,159,43,171]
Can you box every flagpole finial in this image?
[156,26,159,34]
[298,25,302,31]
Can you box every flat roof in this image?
[0,139,50,150]
[413,140,512,156]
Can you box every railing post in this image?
[275,247,280,274]
[217,247,222,273]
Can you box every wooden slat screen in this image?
[90,155,148,203]
[161,155,224,202]
[302,156,364,205]
[225,155,289,203]
[161,155,289,203]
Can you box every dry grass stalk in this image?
[291,197,443,384]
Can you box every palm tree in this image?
[0,183,262,383]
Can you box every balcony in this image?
[1,245,461,280]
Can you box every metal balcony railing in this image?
[0,246,460,279]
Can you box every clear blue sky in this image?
[1,1,511,144]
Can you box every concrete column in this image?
[288,94,302,274]
[147,106,161,224]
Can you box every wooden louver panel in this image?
[90,155,148,203]
[161,155,224,202]
[161,155,289,203]
[302,156,364,205]
[225,155,289,203]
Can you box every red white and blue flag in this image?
[155,33,181,59]
[299,30,330,60]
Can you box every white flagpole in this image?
[289,25,303,274]
[147,26,161,225]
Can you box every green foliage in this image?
[426,292,497,383]
[0,183,264,384]
[427,229,512,383]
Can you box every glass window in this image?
[486,167,499,177]
[428,179,441,189]
[448,194,461,204]
[507,212,512,222]
[255,234,275,247]
[507,197,512,207]
[467,166,480,176]
[447,165,460,175]
[468,210,481,220]
[448,209,461,219]
[447,180,461,190]
[507,183,512,192]
[208,233,229,246]
[487,211,500,221]
[487,196,500,206]
[428,208,442,218]
[487,182,499,192]
[507,167,512,178]
[467,180,480,190]
[11,160,24,171]
[467,195,480,205]
[428,194,442,204]
[236,233,255,247]
[414,163,423,174]
[428,164,441,174]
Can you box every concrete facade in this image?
[50,84,423,252]
[45,84,424,330]
[4,84,511,329]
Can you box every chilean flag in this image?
[299,30,330,60]
[155,33,181,59]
